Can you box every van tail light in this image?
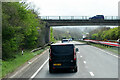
[49,49,52,61]
[74,48,76,60]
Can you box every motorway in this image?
[8,41,119,79]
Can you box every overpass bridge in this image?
[40,16,120,26]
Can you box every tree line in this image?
[53,27,83,40]
[88,27,120,40]
[2,2,50,60]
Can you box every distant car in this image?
[62,39,69,43]
[69,38,72,41]
[89,15,104,20]
[49,43,78,73]
[117,39,120,44]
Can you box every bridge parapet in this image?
[39,16,120,20]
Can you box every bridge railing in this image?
[39,16,120,20]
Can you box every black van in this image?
[49,43,78,73]
[62,39,69,43]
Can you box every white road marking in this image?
[10,63,29,78]
[89,72,94,77]
[77,52,80,53]
[90,45,119,58]
[80,56,82,58]
[10,50,48,78]
[30,58,49,79]
[83,61,86,64]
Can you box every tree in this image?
[2,2,47,60]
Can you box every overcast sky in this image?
[26,0,120,16]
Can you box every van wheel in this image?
[74,67,77,72]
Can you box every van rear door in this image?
[51,44,74,63]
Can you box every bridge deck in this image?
[39,16,120,26]
[40,16,120,20]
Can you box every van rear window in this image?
[51,45,74,55]
[62,40,69,42]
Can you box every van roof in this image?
[62,39,69,40]
[51,43,75,45]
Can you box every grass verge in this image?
[1,47,49,78]
[90,43,119,54]
[79,41,120,55]
[0,59,2,79]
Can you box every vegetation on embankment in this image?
[2,2,52,60]
[1,47,48,78]
[0,59,2,79]
[50,27,57,43]
[1,2,55,78]
[79,40,119,54]
[85,26,120,54]
[89,27,120,40]
[53,27,83,40]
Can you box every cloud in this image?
[27,0,119,16]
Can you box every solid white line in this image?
[90,45,119,58]
[30,58,49,78]
[89,72,94,77]
[10,62,30,78]
[83,61,86,64]
[10,50,49,78]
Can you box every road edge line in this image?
[89,45,120,58]
[9,49,49,78]
[30,58,49,79]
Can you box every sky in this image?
[26,0,120,16]
[24,0,119,28]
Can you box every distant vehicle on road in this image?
[62,39,70,43]
[49,43,78,73]
[89,15,104,20]
[117,39,120,44]
[69,38,72,41]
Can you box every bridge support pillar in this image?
[45,24,50,43]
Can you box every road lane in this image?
[35,50,91,78]
[78,44,118,78]
[34,41,118,78]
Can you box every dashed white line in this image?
[30,58,49,79]
[83,61,86,64]
[89,72,94,77]
[77,52,80,53]
[80,56,82,58]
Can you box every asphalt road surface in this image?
[8,41,119,79]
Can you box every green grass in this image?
[79,41,120,54]
[89,43,119,54]
[90,43,108,49]
[1,47,48,78]
[0,59,2,79]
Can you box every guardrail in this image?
[39,16,120,20]
[84,39,120,47]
